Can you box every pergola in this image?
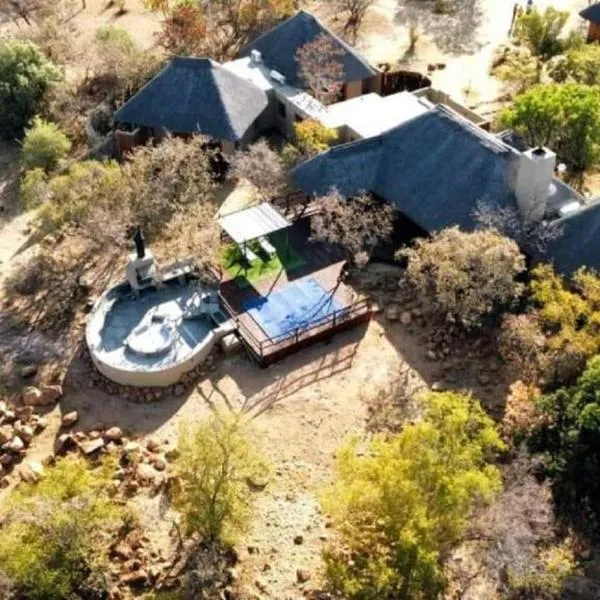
[217,202,292,262]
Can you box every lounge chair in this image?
[258,236,277,257]
[242,245,258,263]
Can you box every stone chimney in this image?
[515,146,556,223]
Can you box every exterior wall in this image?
[588,22,600,43]
[115,127,146,155]
[344,80,363,100]
[367,73,383,95]
[414,87,490,130]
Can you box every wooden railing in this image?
[218,292,372,364]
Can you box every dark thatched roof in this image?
[580,2,600,24]
[239,10,378,87]
[114,57,269,142]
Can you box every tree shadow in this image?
[395,0,486,56]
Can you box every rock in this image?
[61,411,78,428]
[112,541,134,561]
[20,365,37,378]
[431,381,444,391]
[56,433,76,455]
[153,458,167,472]
[426,350,437,361]
[18,461,43,483]
[120,569,149,587]
[104,426,123,442]
[146,438,160,453]
[0,400,6,415]
[136,463,158,484]
[296,569,311,583]
[400,311,412,326]
[123,442,141,455]
[0,453,13,466]
[254,577,268,593]
[385,305,399,321]
[3,410,16,423]
[3,436,24,453]
[15,406,34,422]
[22,386,43,406]
[34,417,48,432]
[14,423,33,444]
[246,474,269,491]
[79,438,105,456]
[0,425,14,445]
[293,535,304,545]
[41,384,63,404]
[174,384,186,397]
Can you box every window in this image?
[277,100,286,119]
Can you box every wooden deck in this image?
[219,220,372,365]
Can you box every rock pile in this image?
[0,397,49,487]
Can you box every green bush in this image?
[500,83,600,174]
[0,40,60,139]
[323,391,504,599]
[549,43,600,85]
[0,455,126,600]
[513,7,570,59]
[21,117,71,172]
[173,415,269,544]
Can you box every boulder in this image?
[119,569,149,587]
[56,433,76,455]
[14,423,34,444]
[296,569,311,583]
[15,406,34,422]
[112,541,134,561]
[23,386,43,406]
[62,411,79,428]
[79,438,105,456]
[104,426,123,442]
[153,458,167,472]
[18,461,44,483]
[136,463,158,484]
[400,311,412,326]
[3,436,24,453]
[146,438,160,453]
[41,384,63,404]
[0,425,14,445]
[20,365,38,378]
[0,453,14,466]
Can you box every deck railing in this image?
[218,291,372,364]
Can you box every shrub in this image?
[531,355,600,526]
[294,119,339,156]
[0,455,126,600]
[402,227,525,328]
[0,40,60,138]
[549,43,600,85]
[500,83,600,174]
[173,415,269,543]
[21,117,71,171]
[503,380,542,441]
[323,391,504,600]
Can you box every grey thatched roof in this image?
[294,106,518,233]
[239,10,377,87]
[114,57,268,142]
[581,2,600,24]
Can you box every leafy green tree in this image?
[294,119,339,156]
[513,7,570,59]
[323,391,504,600]
[531,355,600,527]
[0,456,126,600]
[549,43,600,86]
[173,415,269,544]
[0,39,60,138]
[500,83,600,173]
[21,117,71,172]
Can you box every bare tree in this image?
[228,139,288,200]
[311,189,394,267]
[473,199,563,255]
[335,0,374,45]
[296,33,345,105]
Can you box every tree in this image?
[323,391,504,600]
[311,189,394,267]
[0,39,60,138]
[173,414,269,543]
[499,83,600,174]
[513,7,570,59]
[0,456,125,600]
[146,0,296,60]
[335,0,374,45]
[293,118,338,156]
[402,227,525,328]
[228,139,288,199]
[21,117,71,172]
[493,48,542,94]
[296,33,345,104]
[549,43,600,86]
[157,3,207,56]
[530,355,600,527]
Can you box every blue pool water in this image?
[242,277,341,339]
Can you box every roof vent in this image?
[558,200,581,218]
[251,49,262,64]
[270,70,286,85]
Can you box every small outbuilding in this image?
[580,2,600,43]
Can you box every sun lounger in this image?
[258,236,277,257]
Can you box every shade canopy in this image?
[218,202,291,245]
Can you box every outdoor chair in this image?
[258,236,277,257]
